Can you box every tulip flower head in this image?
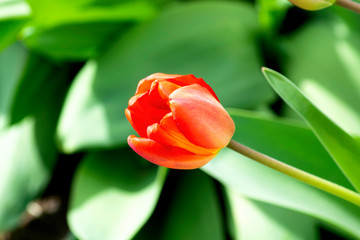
[288,0,335,10]
[125,73,235,169]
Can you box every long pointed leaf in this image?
[262,68,360,192]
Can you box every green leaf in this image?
[0,43,27,129]
[226,189,318,240]
[7,52,70,166]
[134,170,225,240]
[68,148,166,240]
[0,51,71,231]
[56,1,274,153]
[0,0,30,51]
[205,149,360,239]
[9,53,70,124]
[21,0,157,59]
[283,18,360,135]
[226,109,353,189]
[0,119,52,231]
[202,110,360,238]
[262,68,360,192]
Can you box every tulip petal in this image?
[169,84,235,149]
[136,73,182,95]
[135,73,219,102]
[125,108,155,138]
[126,93,170,137]
[147,113,219,155]
[135,79,154,95]
[148,81,170,109]
[166,75,219,101]
[128,93,170,122]
[128,135,216,169]
[158,81,181,100]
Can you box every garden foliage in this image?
[1,0,360,239]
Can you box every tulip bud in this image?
[288,0,335,10]
[125,73,235,169]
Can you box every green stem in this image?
[227,139,360,207]
[335,0,360,14]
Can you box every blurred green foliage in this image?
[1,0,360,239]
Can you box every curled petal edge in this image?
[128,135,217,169]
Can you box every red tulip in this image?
[125,73,235,169]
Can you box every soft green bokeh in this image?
[283,17,360,135]
[0,0,30,51]
[0,0,359,239]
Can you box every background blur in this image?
[1,0,360,239]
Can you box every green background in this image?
[1,0,360,239]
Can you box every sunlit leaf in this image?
[0,51,70,231]
[226,188,318,240]
[68,148,166,240]
[0,119,51,231]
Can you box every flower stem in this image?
[335,0,360,14]
[227,139,360,207]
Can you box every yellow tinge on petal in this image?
[289,0,335,10]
